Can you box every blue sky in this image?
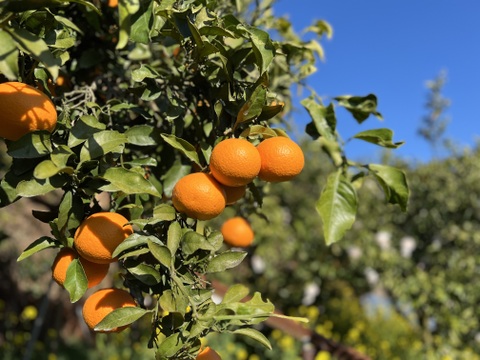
[273,0,480,162]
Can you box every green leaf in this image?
[161,161,191,198]
[124,260,162,285]
[7,132,53,159]
[16,175,66,197]
[317,171,358,245]
[7,27,60,79]
[0,31,19,80]
[126,125,161,146]
[222,284,250,304]
[129,0,154,44]
[100,167,161,197]
[182,231,209,255]
[156,333,184,358]
[64,259,88,303]
[131,64,160,82]
[153,204,177,222]
[33,159,73,179]
[368,164,409,211]
[68,115,106,148]
[95,307,149,332]
[17,236,59,261]
[161,134,201,166]
[215,292,274,325]
[148,240,172,268]
[234,85,267,130]
[233,328,272,350]
[353,128,404,149]
[301,97,336,141]
[334,94,383,123]
[167,221,182,255]
[117,0,141,49]
[206,251,247,273]
[206,230,224,251]
[241,26,275,74]
[79,130,127,162]
[57,190,83,233]
[112,233,153,258]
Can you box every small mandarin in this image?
[223,184,247,205]
[74,212,133,264]
[256,136,304,182]
[172,172,226,220]
[196,346,222,360]
[209,138,261,187]
[221,217,254,247]
[82,288,136,332]
[0,82,57,141]
[52,248,109,288]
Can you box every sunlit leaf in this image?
[317,170,358,245]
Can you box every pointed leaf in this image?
[126,125,161,146]
[95,307,149,332]
[17,237,59,261]
[233,328,272,350]
[80,130,127,162]
[206,251,247,273]
[222,284,250,304]
[100,167,161,197]
[368,164,409,211]
[317,171,358,245]
[153,204,176,222]
[234,85,266,129]
[161,134,200,166]
[167,221,182,255]
[353,128,404,148]
[302,97,336,141]
[148,240,172,268]
[64,259,88,303]
[334,94,383,123]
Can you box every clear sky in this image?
[273,0,480,162]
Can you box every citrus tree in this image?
[0,0,409,358]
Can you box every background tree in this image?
[417,70,450,157]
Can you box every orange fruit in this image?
[0,82,57,141]
[197,347,222,360]
[82,288,136,332]
[107,0,118,7]
[221,217,254,247]
[209,138,261,187]
[52,248,109,288]
[172,173,226,220]
[256,136,304,182]
[223,184,247,205]
[74,212,133,264]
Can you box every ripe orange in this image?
[223,184,247,205]
[209,138,261,187]
[0,82,57,141]
[82,288,136,332]
[256,136,304,182]
[172,173,226,220]
[74,212,133,264]
[221,217,254,247]
[107,0,118,7]
[197,347,222,360]
[52,248,109,288]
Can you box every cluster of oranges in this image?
[172,136,304,247]
[51,212,137,332]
